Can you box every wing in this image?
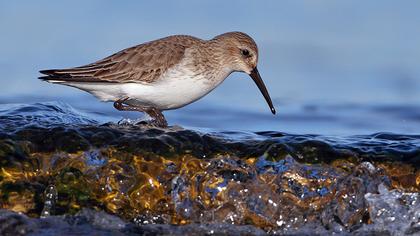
[39,35,196,84]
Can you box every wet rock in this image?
[0,209,35,236]
[0,209,268,236]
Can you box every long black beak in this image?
[249,67,276,114]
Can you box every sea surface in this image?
[0,1,419,235]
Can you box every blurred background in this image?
[0,0,419,134]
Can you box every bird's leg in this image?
[113,98,168,128]
[144,107,168,128]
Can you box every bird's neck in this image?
[205,39,236,74]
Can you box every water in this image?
[1,1,420,235]
[0,103,419,235]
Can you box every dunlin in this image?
[39,32,275,127]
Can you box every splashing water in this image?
[0,102,419,235]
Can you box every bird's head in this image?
[212,32,276,114]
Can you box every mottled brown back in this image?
[40,35,202,83]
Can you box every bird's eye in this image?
[241,49,250,57]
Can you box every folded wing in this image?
[39,35,193,84]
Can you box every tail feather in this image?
[38,69,73,83]
[39,60,120,83]
[39,69,57,76]
[38,69,109,83]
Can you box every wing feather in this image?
[39,35,199,84]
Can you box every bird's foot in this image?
[144,107,168,128]
[114,98,168,128]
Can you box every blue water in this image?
[0,1,419,134]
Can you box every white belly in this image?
[123,76,219,109]
[63,70,227,110]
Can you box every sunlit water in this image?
[0,102,419,235]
